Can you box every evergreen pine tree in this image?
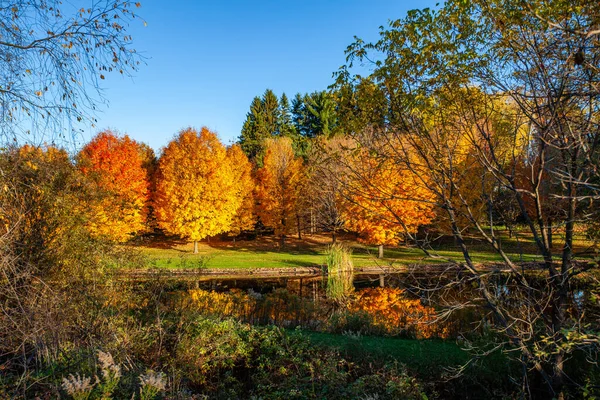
[279,93,296,137]
[239,96,266,161]
[292,93,309,137]
[262,89,281,136]
[305,91,338,138]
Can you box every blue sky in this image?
[83,0,438,152]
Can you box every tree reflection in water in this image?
[182,285,452,339]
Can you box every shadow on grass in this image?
[130,234,189,251]
[206,234,325,256]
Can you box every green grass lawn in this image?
[123,228,594,270]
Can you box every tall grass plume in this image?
[325,243,354,302]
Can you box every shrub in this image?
[175,317,253,389]
[0,145,146,396]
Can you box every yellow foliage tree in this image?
[78,131,150,242]
[256,137,304,246]
[417,90,528,234]
[154,127,240,252]
[226,144,256,238]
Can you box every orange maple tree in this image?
[343,146,435,257]
[154,127,241,252]
[78,130,150,242]
[255,137,304,246]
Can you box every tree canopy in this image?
[78,130,150,242]
[255,137,304,245]
[154,127,242,251]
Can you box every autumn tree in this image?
[1,145,80,258]
[154,127,241,253]
[338,0,600,396]
[412,89,529,236]
[0,0,144,143]
[305,137,350,242]
[137,142,159,230]
[341,137,435,258]
[256,137,304,246]
[0,144,113,368]
[78,131,150,242]
[226,144,256,239]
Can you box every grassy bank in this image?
[124,230,594,271]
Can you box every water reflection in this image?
[179,281,452,339]
[349,288,450,338]
[184,287,325,330]
[160,273,597,341]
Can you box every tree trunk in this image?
[193,240,198,254]
[547,218,553,249]
[297,213,302,239]
[553,355,565,400]
[551,170,577,399]
[280,235,285,248]
[378,244,384,259]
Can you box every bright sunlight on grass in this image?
[123,227,593,271]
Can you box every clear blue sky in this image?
[83,0,438,152]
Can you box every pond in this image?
[131,271,599,341]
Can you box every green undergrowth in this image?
[3,316,432,400]
[299,331,512,382]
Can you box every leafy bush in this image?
[348,363,429,400]
[171,315,427,399]
[327,309,379,336]
[175,317,253,389]
[0,145,148,396]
